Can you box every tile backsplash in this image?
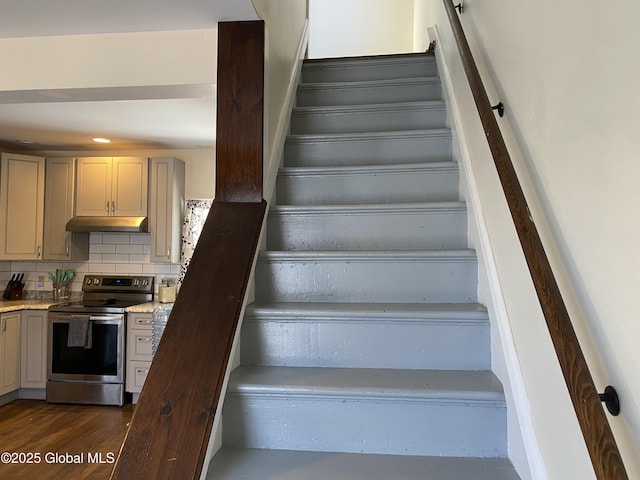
[2,233,180,298]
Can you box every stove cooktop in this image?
[48,275,154,314]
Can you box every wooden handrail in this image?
[442,1,628,479]
[110,20,266,480]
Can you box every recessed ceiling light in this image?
[92,137,111,144]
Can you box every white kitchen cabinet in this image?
[20,310,47,390]
[43,157,89,261]
[0,153,45,260]
[0,311,21,396]
[76,157,148,217]
[126,313,152,400]
[149,157,185,263]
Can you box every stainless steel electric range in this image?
[47,275,154,406]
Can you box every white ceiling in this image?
[0,0,258,153]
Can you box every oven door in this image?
[48,313,125,383]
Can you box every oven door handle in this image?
[88,315,124,322]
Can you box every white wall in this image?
[308,0,414,58]
[0,29,217,91]
[418,0,640,477]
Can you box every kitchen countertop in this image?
[0,299,174,314]
[0,299,56,313]
[126,301,174,313]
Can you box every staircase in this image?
[207,54,520,479]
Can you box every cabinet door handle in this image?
[136,319,153,325]
[37,245,41,258]
[138,337,153,343]
[65,244,70,257]
[2,318,5,333]
[136,368,149,375]
[106,201,110,214]
[111,201,115,213]
[167,248,171,258]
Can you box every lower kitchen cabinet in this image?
[126,313,153,401]
[0,311,21,396]
[20,310,48,391]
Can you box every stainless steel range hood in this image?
[66,216,148,233]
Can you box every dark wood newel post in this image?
[216,20,265,202]
[110,20,266,480]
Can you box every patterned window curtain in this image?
[179,199,213,284]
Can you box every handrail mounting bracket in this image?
[599,385,621,416]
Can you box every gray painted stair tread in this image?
[297,77,442,106]
[299,75,441,89]
[228,366,504,402]
[278,161,458,176]
[292,100,445,114]
[270,201,466,214]
[287,128,451,143]
[246,302,488,321]
[276,162,460,205]
[208,447,520,480]
[284,129,452,167]
[260,249,476,260]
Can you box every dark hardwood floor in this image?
[0,399,134,480]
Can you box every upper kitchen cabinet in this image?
[76,157,148,217]
[149,157,185,263]
[0,153,45,260]
[43,158,89,261]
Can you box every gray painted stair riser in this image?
[255,251,478,303]
[284,130,452,167]
[241,309,490,370]
[266,203,467,251]
[290,102,447,134]
[223,395,505,456]
[296,77,442,107]
[276,162,460,205]
[301,56,438,83]
[223,367,505,457]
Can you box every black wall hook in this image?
[599,386,621,416]
[492,102,504,117]
[454,3,464,14]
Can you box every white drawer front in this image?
[131,332,153,359]
[126,360,151,392]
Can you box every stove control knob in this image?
[93,277,100,285]
[142,279,150,287]
[133,278,140,287]
[86,278,92,285]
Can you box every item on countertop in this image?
[49,269,75,304]
[3,273,25,301]
[49,268,75,286]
